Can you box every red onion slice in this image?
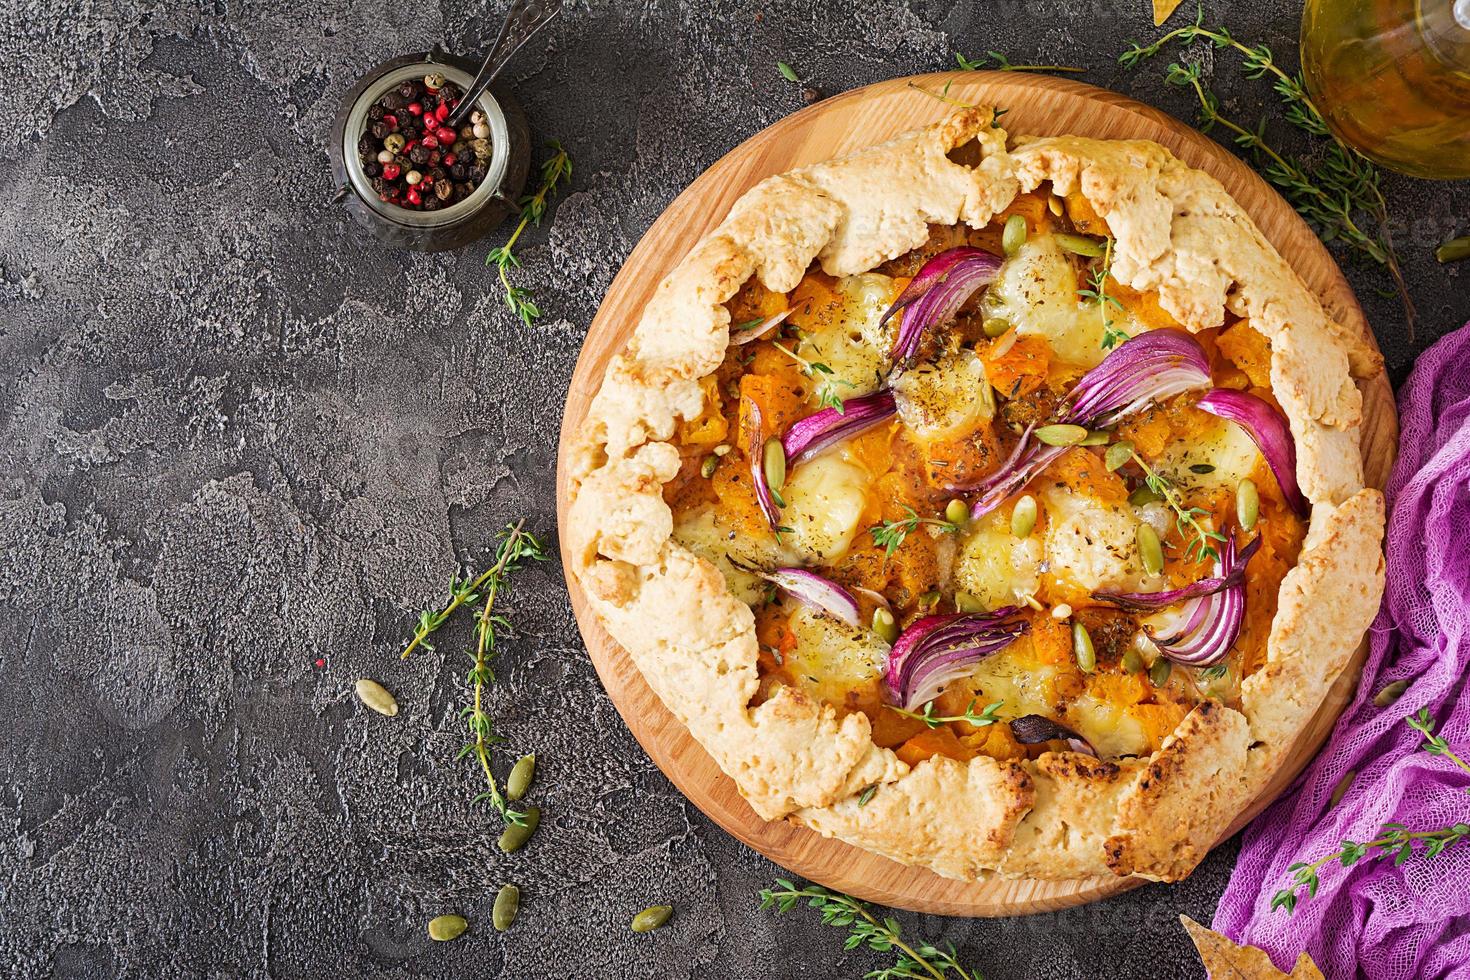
[1148,533,1258,667]
[746,400,782,527]
[966,330,1211,519]
[879,248,1003,372]
[884,609,1028,710]
[1065,329,1212,426]
[782,391,897,467]
[762,568,860,626]
[729,309,791,346]
[1092,537,1262,611]
[1008,714,1097,757]
[1195,388,1309,516]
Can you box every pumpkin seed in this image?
[1072,622,1096,673]
[1054,232,1106,257]
[1002,214,1028,256]
[491,884,519,932]
[1373,678,1410,708]
[1010,494,1038,538]
[631,905,673,933]
[1129,484,1162,507]
[1236,478,1260,531]
[497,806,541,854]
[982,316,1012,338]
[1034,424,1089,446]
[428,914,468,941]
[1078,430,1110,446]
[1149,658,1173,687]
[944,498,969,526]
[762,438,786,493]
[700,455,719,479]
[506,753,536,802]
[1136,523,1164,576]
[354,678,399,717]
[955,591,985,613]
[872,607,898,644]
[1329,770,1357,808]
[1047,194,1064,216]
[1122,647,1144,674]
[1105,440,1135,472]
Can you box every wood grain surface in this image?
[553,72,1398,916]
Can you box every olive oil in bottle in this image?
[1301,0,1470,178]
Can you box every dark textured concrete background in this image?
[1,0,1467,976]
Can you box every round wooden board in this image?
[554,72,1398,916]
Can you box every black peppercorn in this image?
[362,160,381,178]
[409,144,432,165]
[371,121,390,140]
[421,194,443,211]
[428,165,447,182]
[469,163,488,182]
[397,80,421,100]
[381,91,406,111]
[367,104,384,121]
[371,176,388,195]
[440,83,461,101]
[450,162,469,181]
[434,179,453,201]
[357,134,376,156]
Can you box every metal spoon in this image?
[447,0,563,130]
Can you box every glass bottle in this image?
[1301,0,1470,179]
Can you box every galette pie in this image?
[565,107,1386,882]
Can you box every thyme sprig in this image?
[892,699,1004,730]
[1129,450,1225,562]
[1271,710,1470,914]
[1120,11,1414,334]
[771,341,853,413]
[486,140,573,327]
[758,880,979,980]
[1075,237,1129,350]
[455,521,548,826]
[955,51,1084,74]
[870,506,964,558]
[1407,708,1470,783]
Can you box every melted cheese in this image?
[981,235,1145,369]
[780,453,870,564]
[784,605,889,705]
[957,637,1058,716]
[892,348,994,442]
[671,504,782,604]
[1063,693,1150,758]
[952,509,1043,609]
[1041,486,1154,593]
[1152,415,1262,493]
[794,273,897,398]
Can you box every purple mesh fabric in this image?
[1214,322,1470,978]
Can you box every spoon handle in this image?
[448,0,563,128]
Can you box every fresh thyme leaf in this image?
[858,784,878,806]
[772,344,854,414]
[1272,710,1470,914]
[777,61,799,82]
[869,507,963,558]
[1075,237,1130,350]
[404,521,548,826]
[892,699,1004,730]
[1129,451,1223,562]
[485,141,573,326]
[732,316,766,332]
[758,880,979,979]
[1119,12,1415,335]
[906,81,980,110]
[955,50,1084,73]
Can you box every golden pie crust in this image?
[564,109,1385,883]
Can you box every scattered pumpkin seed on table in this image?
[631,905,673,933]
[428,915,468,941]
[497,806,541,853]
[506,753,536,801]
[354,678,399,717]
[492,884,520,932]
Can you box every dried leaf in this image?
[1153,0,1186,26]
[1180,917,1324,979]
